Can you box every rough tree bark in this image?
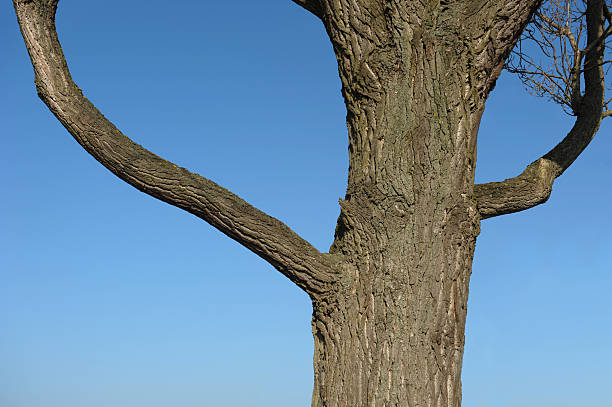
[13,0,608,406]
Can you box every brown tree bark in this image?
[13,0,608,406]
[309,2,534,404]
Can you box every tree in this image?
[11,0,610,405]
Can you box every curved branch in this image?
[13,0,337,296]
[476,0,606,219]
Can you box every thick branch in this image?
[13,0,337,296]
[476,0,606,219]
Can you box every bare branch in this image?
[477,0,606,219]
[604,109,612,116]
[13,0,338,296]
[507,0,611,115]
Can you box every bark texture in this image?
[309,1,537,405]
[13,0,608,406]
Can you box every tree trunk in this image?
[310,4,484,405]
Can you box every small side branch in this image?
[476,0,607,219]
[13,0,337,296]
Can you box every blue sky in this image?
[1,1,610,406]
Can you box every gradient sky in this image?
[2,1,611,406]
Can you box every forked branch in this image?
[13,0,337,296]
[476,0,607,219]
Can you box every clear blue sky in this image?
[2,1,611,406]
